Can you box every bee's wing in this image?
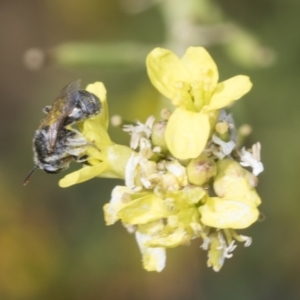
[60,79,81,115]
[42,80,81,152]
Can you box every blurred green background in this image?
[1,0,300,299]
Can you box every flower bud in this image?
[213,159,261,207]
[215,122,229,135]
[151,120,168,153]
[215,121,230,141]
[187,154,217,186]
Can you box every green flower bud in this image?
[215,122,229,135]
[151,120,168,153]
[215,121,230,141]
[187,154,217,186]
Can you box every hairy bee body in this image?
[33,127,88,174]
[23,80,101,185]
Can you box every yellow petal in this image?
[165,107,210,159]
[59,163,108,187]
[167,187,206,206]
[118,194,169,225]
[205,75,252,111]
[180,186,206,205]
[182,47,219,89]
[104,186,133,225]
[214,159,261,206]
[83,119,112,149]
[146,227,187,248]
[199,197,259,229]
[206,232,226,272]
[135,232,166,272]
[103,144,133,179]
[215,178,261,207]
[146,48,194,109]
[86,82,109,129]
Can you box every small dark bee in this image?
[23,80,101,185]
[40,80,100,153]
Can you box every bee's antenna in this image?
[23,166,38,186]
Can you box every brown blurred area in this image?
[1,0,300,299]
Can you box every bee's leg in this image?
[66,129,100,152]
[43,105,52,114]
[64,129,87,146]
[60,156,76,166]
[74,155,92,166]
[66,144,89,157]
[75,154,88,162]
[62,131,90,158]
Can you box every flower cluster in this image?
[60,47,263,272]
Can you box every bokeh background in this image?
[1,0,300,299]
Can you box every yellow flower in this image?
[199,159,261,229]
[103,184,206,272]
[146,47,252,159]
[59,82,133,187]
[53,47,262,273]
[145,188,205,248]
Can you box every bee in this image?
[23,80,101,185]
[39,79,100,153]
